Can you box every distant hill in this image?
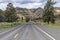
[15,7,60,20]
[54,7,60,15]
[32,7,44,17]
[15,7,44,19]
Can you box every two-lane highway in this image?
[0,22,56,40]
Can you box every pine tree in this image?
[0,9,5,22]
[43,0,55,24]
[5,3,18,22]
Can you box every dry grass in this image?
[33,20,60,28]
[0,20,26,28]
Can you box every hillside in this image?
[54,7,60,15]
[15,7,44,19]
[32,7,44,17]
[15,7,60,20]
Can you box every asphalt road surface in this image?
[0,22,59,40]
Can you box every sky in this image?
[0,0,60,10]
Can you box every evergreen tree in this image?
[26,17,30,22]
[43,0,55,24]
[5,3,18,22]
[0,9,5,22]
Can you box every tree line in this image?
[0,3,30,22]
[0,0,59,23]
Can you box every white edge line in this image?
[36,26,56,40]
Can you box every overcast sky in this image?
[0,0,60,10]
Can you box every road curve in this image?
[0,22,55,40]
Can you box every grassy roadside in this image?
[42,22,60,28]
[0,20,26,28]
[33,21,60,28]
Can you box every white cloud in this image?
[0,0,12,3]
[54,3,60,7]
[0,3,8,10]
[12,0,41,3]
[0,0,60,10]
[0,0,42,10]
[52,0,60,7]
[55,0,60,2]
[30,0,41,2]
[13,2,42,9]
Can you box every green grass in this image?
[0,20,26,28]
